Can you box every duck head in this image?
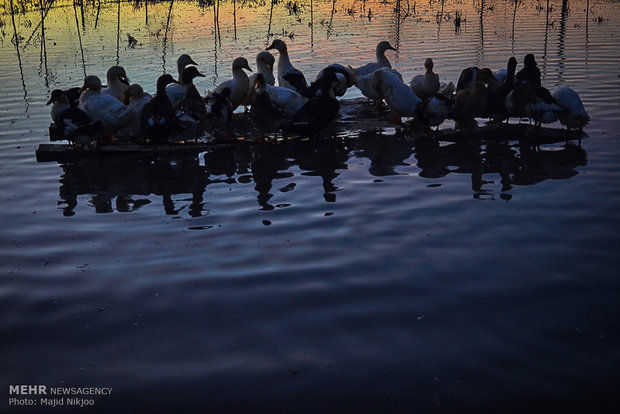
[377,41,397,54]
[106,65,130,86]
[424,58,434,73]
[181,66,206,84]
[266,39,288,54]
[256,51,275,72]
[124,84,145,104]
[524,54,537,67]
[156,74,178,93]
[232,57,253,73]
[46,89,69,105]
[80,75,103,93]
[177,54,198,69]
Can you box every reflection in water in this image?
[54,135,587,216]
[477,0,485,65]
[161,0,174,74]
[115,0,120,65]
[9,0,29,110]
[73,0,86,76]
[557,0,569,81]
[38,0,49,87]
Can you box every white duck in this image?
[552,87,590,131]
[101,66,130,102]
[214,56,253,111]
[409,58,440,101]
[266,39,308,94]
[263,83,309,118]
[352,41,397,78]
[417,94,453,130]
[118,84,152,139]
[371,68,422,122]
[243,51,276,107]
[78,75,132,133]
[351,66,403,104]
[166,54,198,105]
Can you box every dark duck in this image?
[140,74,179,144]
[285,70,341,135]
[47,89,102,146]
[204,87,234,135]
[173,66,208,140]
[515,53,541,86]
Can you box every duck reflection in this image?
[55,133,587,216]
[414,138,587,200]
[57,154,209,216]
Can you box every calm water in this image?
[1,0,620,412]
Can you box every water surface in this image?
[1,0,620,412]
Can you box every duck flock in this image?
[47,39,590,147]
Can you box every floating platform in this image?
[36,98,586,162]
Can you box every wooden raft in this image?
[36,98,586,162]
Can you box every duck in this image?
[285,70,341,135]
[140,74,179,144]
[47,89,102,146]
[261,83,309,118]
[494,57,518,84]
[409,58,440,101]
[305,64,354,98]
[488,57,518,121]
[352,41,397,78]
[78,75,133,133]
[438,81,456,98]
[214,57,253,111]
[205,87,234,135]
[552,86,590,131]
[118,84,152,139]
[515,53,541,86]
[451,74,492,128]
[505,84,562,127]
[416,93,453,131]
[456,67,497,91]
[250,74,287,133]
[173,66,208,139]
[266,39,308,94]
[351,66,403,104]
[371,68,422,122]
[64,87,82,107]
[242,51,276,107]
[101,66,130,102]
[166,54,198,105]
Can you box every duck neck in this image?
[233,66,249,82]
[184,82,202,100]
[277,51,294,74]
[177,62,185,82]
[377,49,391,68]
[156,81,169,99]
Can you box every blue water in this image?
[1,0,620,412]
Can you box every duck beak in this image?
[46,97,53,105]
[244,64,253,72]
[189,58,198,66]
[389,45,397,51]
[265,43,274,51]
[120,75,130,86]
[196,71,206,78]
